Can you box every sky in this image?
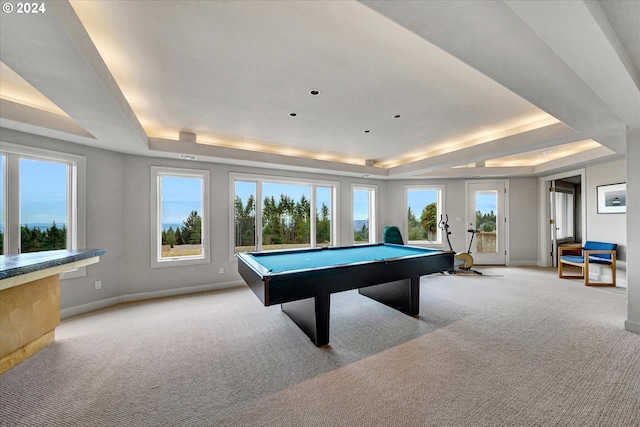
[17,159,68,226]
[407,189,438,219]
[161,176,203,224]
[476,192,497,214]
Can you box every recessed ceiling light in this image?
[309,89,320,96]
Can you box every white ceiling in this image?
[1,0,638,179]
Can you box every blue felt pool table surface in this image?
[248,244,443,273]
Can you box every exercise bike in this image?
[438,214,482,275]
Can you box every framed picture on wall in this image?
[597,182,626,214]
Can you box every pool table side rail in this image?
[238,243,440,276]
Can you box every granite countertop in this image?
[0,249,106,281]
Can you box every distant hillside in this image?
[353,219,369,230]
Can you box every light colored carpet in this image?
[1,267,638,426]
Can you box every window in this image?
[231,173,338,254]
[262,182,311,250]
[553,187,575,241]
[234,180,257,252]
[352,185,377,244]
[316,186,333,246]
[20,158,68,253]
[0,142,86,277]
[405,185,443,245]
[151,166,210,268]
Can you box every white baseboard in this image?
[61,280,245,319]
[589,272,627,288]
[509,261,539,267]
[61,296,124,319]
[121,280,244,303]
[624,319,640,334]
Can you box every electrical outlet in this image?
[218,267,224,274]
[94,280,102,290]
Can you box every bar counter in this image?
[0,249,105,373]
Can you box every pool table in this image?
[236,243,453,346]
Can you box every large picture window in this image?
[405,185,444,245]
[231,174,338,254]
[0,142,86,277]
[352,184,377,244]
[151,166,210,268]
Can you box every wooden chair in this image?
[383,226,404,245]
[558,241,617,286]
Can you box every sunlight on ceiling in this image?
[196,133,367,166]
[375,114,561,168]
[485,139,605,167]
[0,62,68,116]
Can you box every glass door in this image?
[467,181,506,265]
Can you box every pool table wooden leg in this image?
[281,294,330,347]
[358,277,420,317]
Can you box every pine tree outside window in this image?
[231,173,338,256]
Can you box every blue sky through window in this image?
[353,189,370,221]
[476,192,497,214]
[20,159,67,226]
[407,189,438,217]
[161,176,202,225]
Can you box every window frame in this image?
[351,183,378,245]
[0,142,86,279]
[150,166,210,268]
[229,172,339,259]
[404,184,445,246]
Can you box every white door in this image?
[466,181,507,265]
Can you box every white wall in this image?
[583,157,627,287]
[585,158,627,260]
[508,178,539,265]
[625,129,640,334]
